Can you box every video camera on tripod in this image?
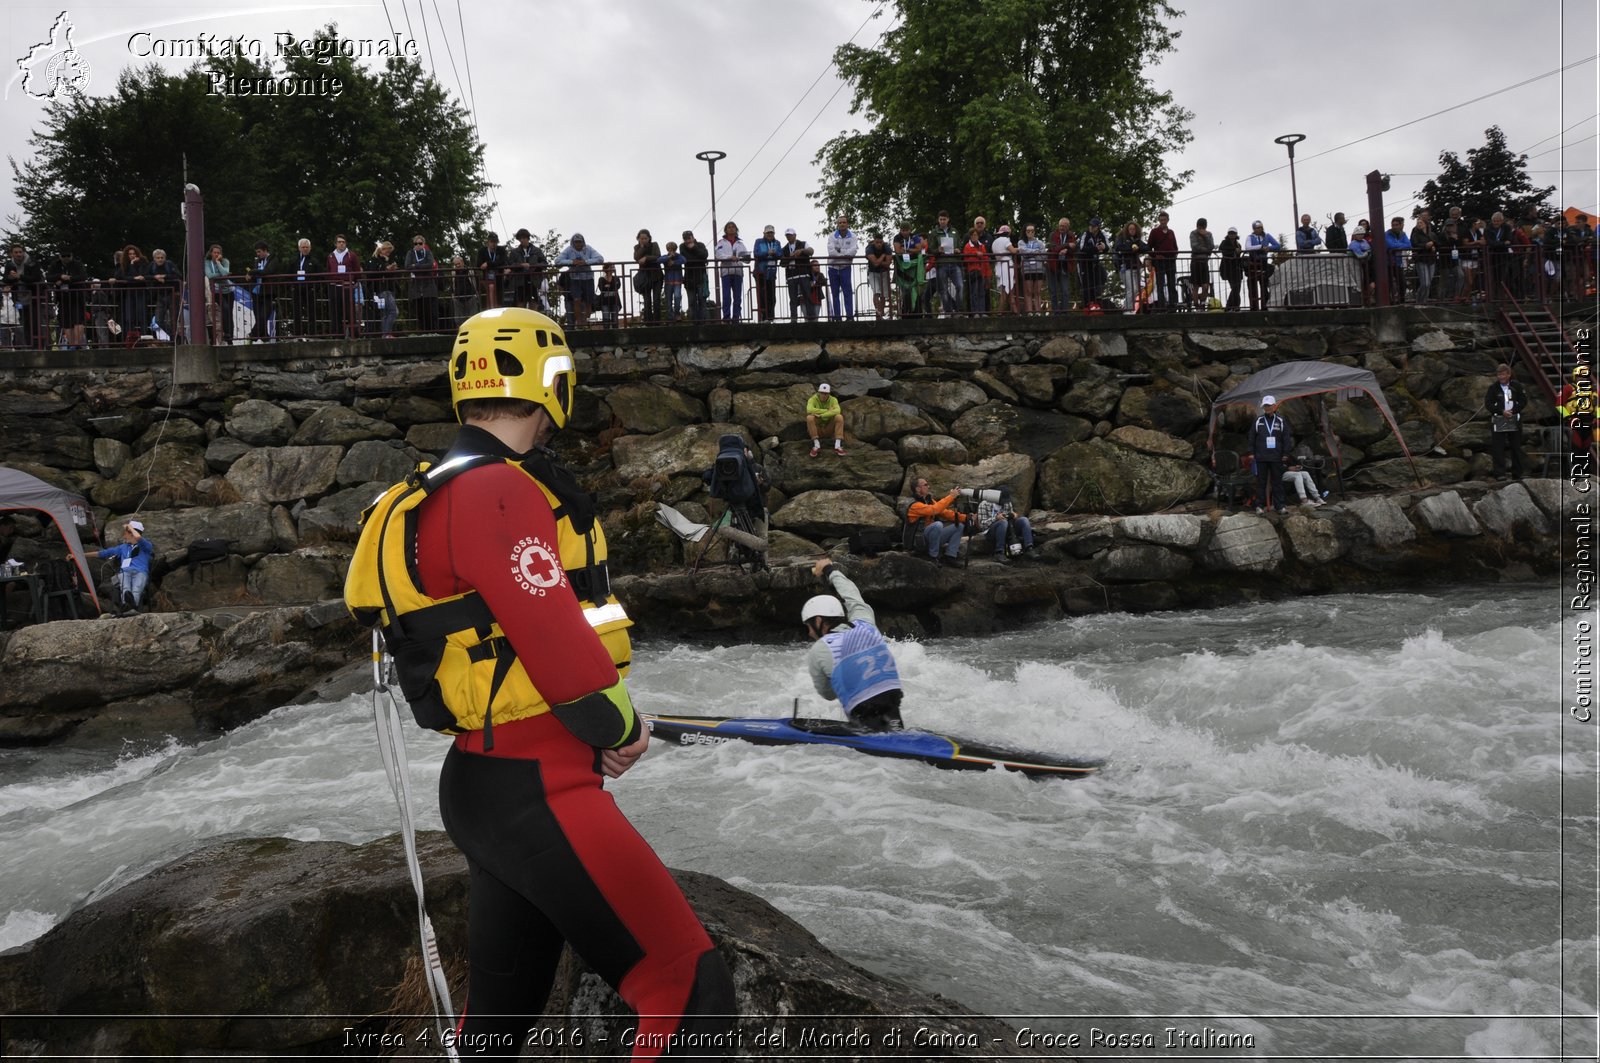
[957,487,1023,556]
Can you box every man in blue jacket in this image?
[97,519,154,615]
[1246,396,1294,514]
[752,224,783,321]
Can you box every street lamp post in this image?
[695,150,727,251]
[1274,133,1307,241]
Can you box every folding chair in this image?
[38,558,83,620]
[1210,449,1258,509]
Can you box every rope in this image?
[370,630,460,1061]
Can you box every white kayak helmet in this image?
[800,594,846,625]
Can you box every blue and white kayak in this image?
[644,714,1102,780]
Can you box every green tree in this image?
[811,0,1194,235]
[6,24,490,269]
[1414,125,1554,223]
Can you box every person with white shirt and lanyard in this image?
[825,215,859,321]
[289,239,319,339]
[1246,395,1294,514]
[1483,363,1528,481]
[802,557,904,732]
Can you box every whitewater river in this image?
[1,584,1593,1058]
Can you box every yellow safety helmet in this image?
[448,307,576,427]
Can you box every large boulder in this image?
[335,440,415,486]
[246,550,345,604]
[225,446,344,504]
[1349,456,1469,491]
[203,436,252,473]
[603,382,709,434]
[223,399,296,446]
[765,441,905,495]
[1115,385,1208,436]
[0,834,1043,1060]
[1472,482,1551,538]
[289,405,400,447]
[824,338,925,368]
[1118,513,1205,549]
[897,434,968,466]
[0,612,213,712]
[7,418,96,469]
[1326,399,1393,446]
[888,379,989,420]
[904,452,1037,514]
[611,423,750,484]
[298,482,390,542]
[950,402,1093,462]
[1106,425,1192,459]
[840,396,940,442]
[404,422,459,456]
[730,385,816,441]
[1201,512,1284,572]
[1413,491,1482,537]
[1037,438,1211,514]
[159,556,251,611]
[1342,497,1418,549]
[1001,363,1067,406]
[1057,361,1123,420]
[95,443,209,512]
[1281,510,1346,563]
[1092,544,1192,582]
[771,489,900,539]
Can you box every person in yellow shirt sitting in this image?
[805,381,846,457]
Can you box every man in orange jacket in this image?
[906,476,967,565]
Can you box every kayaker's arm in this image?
[819,563,875,627]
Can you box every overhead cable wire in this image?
[1172,55,1598,208]
[709,4,887,208]
[720,14,900,227]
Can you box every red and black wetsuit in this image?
[420,426,733,1060]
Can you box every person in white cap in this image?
[805,382,846,457]
[753,224,783,321]
[96,519,155,615]
[801,556,904,731]
[1246,395,1294,514]
[780,228,813,321]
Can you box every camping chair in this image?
[1210,449,1258,509]
[38,558,83,620]
[1535,425,1565,479]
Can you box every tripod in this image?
[690,502,769,574]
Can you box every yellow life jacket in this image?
[343,453,632,742]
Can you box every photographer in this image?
[972,490,1035,561]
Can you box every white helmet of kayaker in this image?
[800,594,846,625]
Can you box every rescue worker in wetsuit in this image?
[1558,363,1595,460]
[348,306,733,1059]
[802,557,904,731]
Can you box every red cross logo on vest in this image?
[511,537,565,597]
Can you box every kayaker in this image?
[802,557,904,731]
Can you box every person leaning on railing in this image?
[50,248,87,349]
[120,244,154,346]
[289,238,319,339]
[780,229,812,322]
[1410,211,1438,305]
[632,229,662,324]
[1217,226,1243,311]
[150,248,182,342]
[447,253,479,328]
[406,235,440,332]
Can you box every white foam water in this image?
[0,585,1591,1057]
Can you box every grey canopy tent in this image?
[0,466,102,612]
[1206,360,1419,490]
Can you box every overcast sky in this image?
[1,0,1596,262]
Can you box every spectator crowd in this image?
[1,202,1592,349]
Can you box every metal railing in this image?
[0,243,1591,350]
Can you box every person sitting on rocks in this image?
[1282,447,1326,506]
[96,519,154,615]
[805,382,846,457]
[973,491,1035,560]
[906,477,967,566]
